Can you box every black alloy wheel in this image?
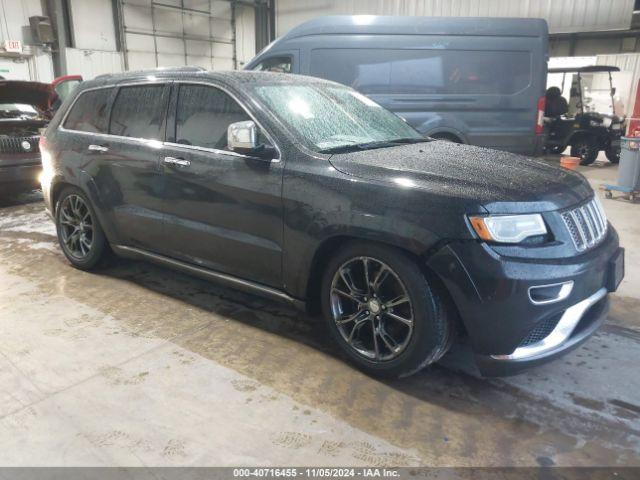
[56,187,107,270]
[321,242,453,378]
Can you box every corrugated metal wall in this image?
[0,0,54,81]
[64,48,124,78]
[275,0,634,36]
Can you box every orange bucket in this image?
[560,156,580,170]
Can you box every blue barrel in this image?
[618,137,640,191]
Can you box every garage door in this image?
[122,0,236,71]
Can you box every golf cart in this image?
[544,66,625,165]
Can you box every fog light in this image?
[21,140,32,151]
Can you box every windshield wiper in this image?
[319,137,428,154]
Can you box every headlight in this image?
[469,214,547,243]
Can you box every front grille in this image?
[0,135,40,154]
[561,197,608,252]
[518,314,562,347]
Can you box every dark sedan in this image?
[0,76,81,195]
[40,68,624,377]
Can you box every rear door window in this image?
[63,88,112,133]
[175,84,251,150]
[310,48,531,95]
[109,85,168,140]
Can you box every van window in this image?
[63,88,112,133]
[252,56,292,73]
[176,84,251,150]
[310,49,531,95]
[109,85,168,140]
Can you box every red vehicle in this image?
[0,75,81,195]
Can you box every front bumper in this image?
[428,228,622,376]
[0,156,41,190]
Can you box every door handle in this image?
[163,156,190,167]
[88,144,109,153]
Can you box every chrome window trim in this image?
[170,80,282,162]
[527,280,574,305]
[58,79,282,162]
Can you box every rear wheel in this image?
[546,145,565,154]
[321,242,452,378]
[55,187,107,270]
[571,137,599,165]
[605,146,620,164]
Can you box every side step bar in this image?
[111,245,306,311]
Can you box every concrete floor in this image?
[0,157,639,467]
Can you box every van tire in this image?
[430,133,462,143]
[320,242,453,378]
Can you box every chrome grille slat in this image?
[562,197,608,252]
[0,135,40,154]
[585,203,600,239]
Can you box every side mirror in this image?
[227,120,275,159]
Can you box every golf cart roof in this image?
[548,66,620,74]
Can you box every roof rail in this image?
[95,66,207,80]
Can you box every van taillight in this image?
[535,96,545,134]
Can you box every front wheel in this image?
[570,138,599,165]
[55,187,108,270]
[321,242,453,378]
[605,146,620,164]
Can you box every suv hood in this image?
[0,80,56,113]
[328,141,593,213]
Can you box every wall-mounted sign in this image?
[3,40,22,53]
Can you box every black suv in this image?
[41,68,624,377]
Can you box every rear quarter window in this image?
[310,48,532,95]
[63,88,112,133]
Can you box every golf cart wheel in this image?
[605,147,620,164]
[571,138,599,165]
[605,190,613,199]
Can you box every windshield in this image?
[0,103,38,119]
[579,73,618,116]
[252,84,425,153]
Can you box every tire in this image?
[55,186,108,270]
[320,242,453,378]
[547,145,565,155]
[605,146,620,164]
[430,133,461,143]
[570,138,599,165]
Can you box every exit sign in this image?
[4,40,22,53]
